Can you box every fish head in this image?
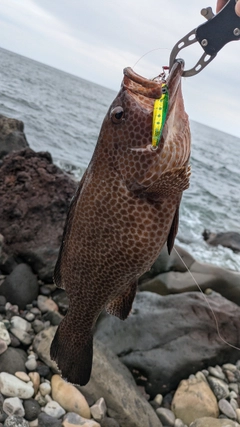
[93,60,190,188]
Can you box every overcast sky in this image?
[1,0,240,137]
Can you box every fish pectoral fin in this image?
[106,281,137,320]
[138,164,191,202]
[167,204,180,254]
[50,313,93,386]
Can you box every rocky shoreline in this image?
[0,114,240,427]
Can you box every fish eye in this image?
[110,106,124,123]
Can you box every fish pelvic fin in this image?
[50,314,93,386]
[106,281,137,320]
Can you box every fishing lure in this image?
[152,82,169,148]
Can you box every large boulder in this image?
[139,259,240,305]
[0,115,29,159]
[95,291,240,397]
[203,229,240,252]
[0,148,77,281]
[0,263,38,309]
[33,327,161,427]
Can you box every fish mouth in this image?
[166,59,185,99]
[123,67,162,99]
[122,59,184,101]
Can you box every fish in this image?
[50,59,191,385]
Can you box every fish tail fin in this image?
[50,315,93,386]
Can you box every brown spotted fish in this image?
[50,59,191,385]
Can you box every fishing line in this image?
[132,48,170,70]
[173,246,240,351]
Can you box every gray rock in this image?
[95,291,240,396]
[3,415,29,427]
[208,366,226,381]
[0,264,38,310]
[189,417,240,427]
[156,407,175,426]
[32,327,59,373]
[79,340,162,427]
[23,399,41,422]
[0,347,27,374]
[101,418,120,427]
[218,398,237,420]
[203,230,240,252]
[0,115,29,159]
[38,412,62,427]
[139,256,240,307]
[207,376,230,400]
[3,397,24,417]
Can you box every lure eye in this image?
[110,106,124,123]
[162,87,168,94]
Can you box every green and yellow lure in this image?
[152,82,169,148]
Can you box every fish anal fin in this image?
[50,313,93,386]
[54,171,87,289]
[106,282,137,320]
[167,205,180,254]
[137,164,191,202]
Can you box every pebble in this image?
[208,366,226,381]
[154,394,163,406]
[230,398,239,411]
[222,364,237,372]
[207,376,230,400]
[28,373,40,396]
[10,328,33,345]
[62,412,100,427]
[0,322,11,345]
[174,419,186,427]
[28,420,38,427]
[236,408,240,423]
[42,400,66,418]
[31,321,44,334]
[101,418,120,427]
[172,377,219,425]
[3,397,25,417]
[156,407,175,426]
[37,296,58,313]
[0,339,7,355]
[10,317,31,332]
[3,415,29,427]
[15,372,30,383]
[90,398,107,422]
[218,398,237,420]
[25,313,35,322]
[25,355,37,371]
[229,383,239,393]
[0,372,34,399]
[23,398,41,421]
[39,382,51,396]
[51,375,91,419]
[38,412,62,427]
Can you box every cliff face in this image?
[0,116,77,281]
